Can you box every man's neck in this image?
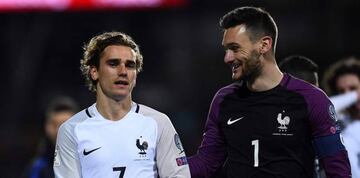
[247,57,283,92]
[96,92,132,121]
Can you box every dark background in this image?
[1,0,360,177]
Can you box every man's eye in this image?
[350,86,358,91]
[229,46,239,52]
[126,61,136,69]
[107,60,119,66]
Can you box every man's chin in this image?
[111,92,130,101]
[232,77,242,81]
[232,73,249,81]
[232,72,243,81]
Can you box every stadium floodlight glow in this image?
[0,0,71,11]
[93,0,162,8]
[0,0,187,12]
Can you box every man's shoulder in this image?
[60,107,92,130]
[285,75,316,90]
[137,104,169,120]
[136,103,174,132]
[285,75,328,98]
[216,82,242,97]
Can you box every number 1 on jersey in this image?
[251,140,259,167]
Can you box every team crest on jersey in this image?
[272,110,293,136]
[328,104,338,122]
[174,134,184,154]
[277,110,290,130]
[136,136,148,157]
[53,145,60,167]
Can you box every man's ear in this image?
[89,66,98,81]
[259,36,272,54]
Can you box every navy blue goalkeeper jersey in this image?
[189,74,351,178]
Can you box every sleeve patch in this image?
[176,156,188,166]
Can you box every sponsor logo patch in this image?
[176,156,188,166]
[227,117,244,125]
[330,126,337,134]
[83,147,101,156]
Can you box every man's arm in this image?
[307,90,351,177]
[53,122,81,178]
[343,136,360,178]
[330,90,358,113]
[154,113,191,178]
[313,133,351,177]
[188,90,228,178]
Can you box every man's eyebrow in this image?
[106,58,135,61]
[126,60,136,63]
[223,42,241,49]
[107,58,120,61]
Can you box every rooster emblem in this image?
[136,136,148,155]
[277,111,290,130]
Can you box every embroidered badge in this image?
[176,156,188,166]
[272,110,293,136]
[136,136,148,156]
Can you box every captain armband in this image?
[312,132,346,158]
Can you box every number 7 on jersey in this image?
[113,166,126,178]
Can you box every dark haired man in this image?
[279,55,360,178]
[279,55,319,86]
[279,55,359,114]
[54,32,190,178]
[23,96,78,178]
[188,7,351,178]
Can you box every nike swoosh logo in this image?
[83,147,101,156]
[227,117,244,125]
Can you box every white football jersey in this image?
[342,120,360,178]
[54,102,190,178]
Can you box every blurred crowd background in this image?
[1,0,360,177]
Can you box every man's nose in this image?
[224,50,234,64]
[118,64,127,76]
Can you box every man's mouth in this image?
[114,80,129,85]
[232,63,241,72]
